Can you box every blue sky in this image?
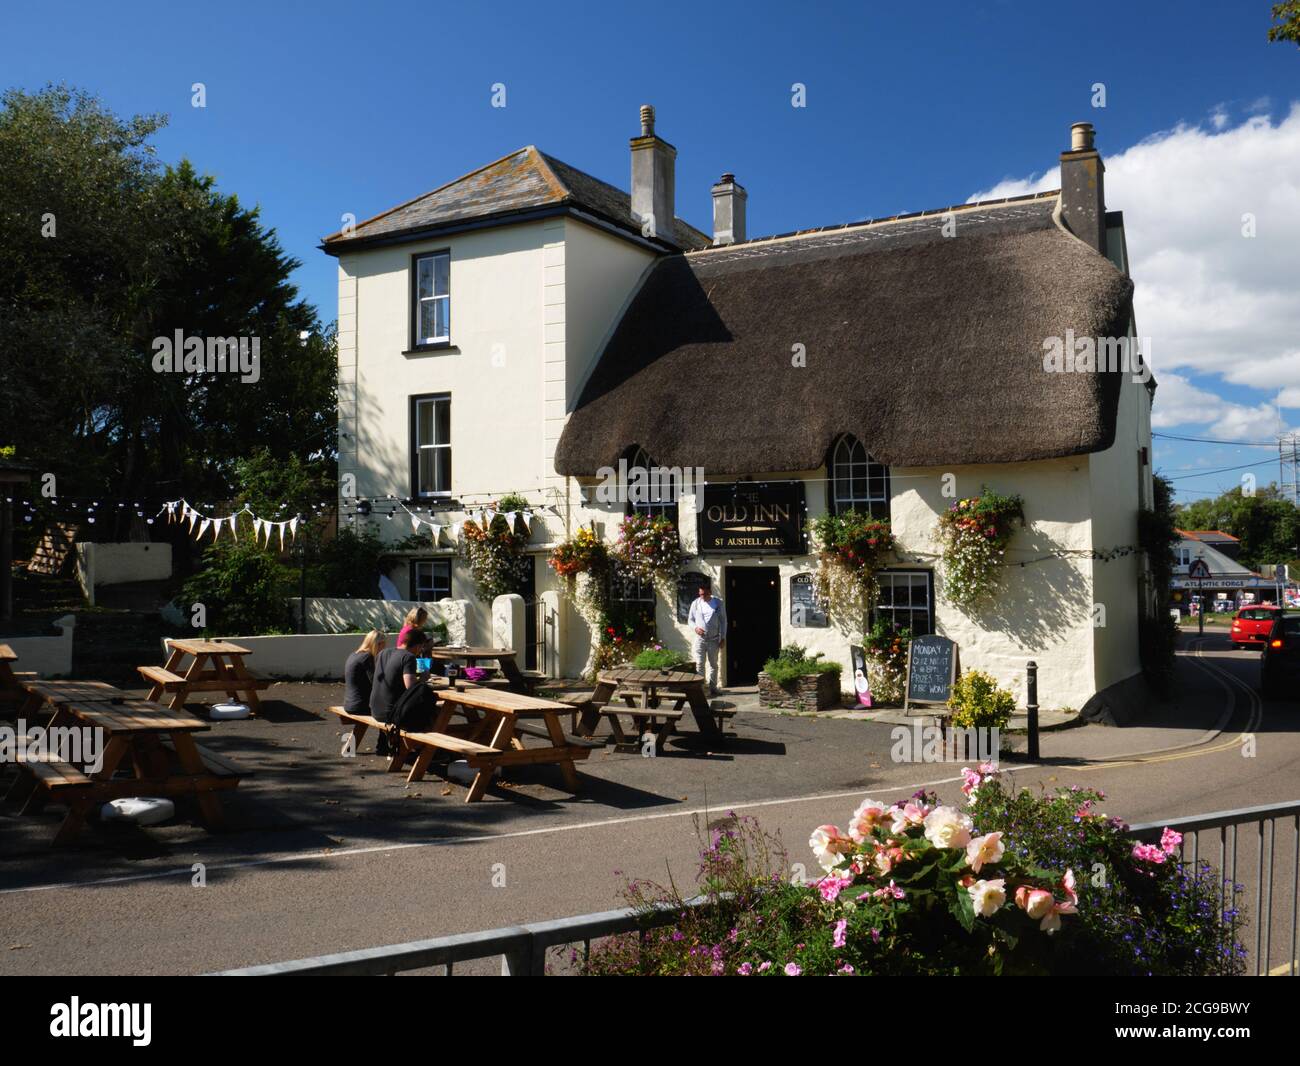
[5,0,1298,504]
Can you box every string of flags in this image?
[159,500,301,548]
[381,499,536,545]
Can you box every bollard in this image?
[1026,660,1039,761]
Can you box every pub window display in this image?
[829,434,890,520]
[871,570,934,635]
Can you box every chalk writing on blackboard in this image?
[790,574,828,627]
[905,634,959,710]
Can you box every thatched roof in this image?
[554,194,1137,475]
[320,146,709,253]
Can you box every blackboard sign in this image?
[904,634,960,711]
[698,482,807,554]
[789,574,828,627]
[677,571,707,623]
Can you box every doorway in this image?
[724,566,781,685]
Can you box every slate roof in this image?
[320,146,709,253]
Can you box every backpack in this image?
[387,679,438,743]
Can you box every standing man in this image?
[688,576,726,698]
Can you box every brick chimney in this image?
[630,105,676,242]
[711,173,747,245]
[1059,121,1106,254]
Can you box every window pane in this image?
[435,447,451,494]
[418,449,435,494]
[435,399,450,444]
[433,296,449,340]
[417,257,434,299]
[433,254,449,296]
[417,401,434,446]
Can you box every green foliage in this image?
[863,617,911,704]
[632,646,689,670]
[1269,1,1300,45]
[1174,482,1300,572]
[809,511,895,624]
[947,669,1015,729]
[937,488,1025,610]
[308,526,388,599]
[0,85,336,542]
[1139,475,1181,694]
[763,643,841,686]
[179,538,293,636]
[969,781,1247,975]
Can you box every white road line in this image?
[0,771,985,896]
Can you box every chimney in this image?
[1058,121,1107,254]
[711,173,747,245]
[630,104,676,242]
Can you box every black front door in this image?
[724,566,781,685]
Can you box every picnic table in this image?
[427,645,539,695]
[328,683,600,803]
[578,666,725,747]
[0,643,34,710]
[12,678,133,718]
[138,638,270,712]
[7,698,243,844]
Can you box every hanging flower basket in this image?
[937,488,1024,610]
[459,500,532,601]
[809,510,896,625]
[548,526,608,578]
[611,512,680,585]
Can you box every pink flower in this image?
[873,880,905,901]
[737,962,753,975]
[758,961,772,972]
[888,801,929,835]
[1160,828,1183,856]
[849,797,891,842]
[837,964,855,975]
[1132,843,1166,864]
[965,831,1005,874]
[870,928,881,943]
[784,962,801,976]
[818,874,854,902]
[833,919,847,949]
[1019,888,1055,920]
[809,824,853,872]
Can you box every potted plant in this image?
[808,510,895,625]
[758,643,843,711]
[937,488,1024,610]
[633,644,690,672]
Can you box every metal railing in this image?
[215,801,1300,976]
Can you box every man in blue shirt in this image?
[687,576,727,697]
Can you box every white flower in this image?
[967,878,1007,918]
[922,805,974,849]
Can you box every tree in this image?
[1269,2,1300,46]
[0,85,336,555]
[1173,484,1300,571]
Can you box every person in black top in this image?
[343,630,385,715]
[369,629,434,755]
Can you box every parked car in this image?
[1231,605,1282,649]
[1260,614,1300,699]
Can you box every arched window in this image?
[623,446,678,523]
[830,435,890,519]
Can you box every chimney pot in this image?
[630,105,675,243]
[1070,122,1096,152]
[1059,122,1106,253]
[711,173,747,245]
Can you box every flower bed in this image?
[583,767,1246,976]
[758,644,842,711]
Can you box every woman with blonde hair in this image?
[397,607,429,650]
[344,630,386,716]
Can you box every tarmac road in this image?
[1,632,1297,976]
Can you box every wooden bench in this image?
[7,757,94,815]
[513,720,605,750]
[598,705,684,749]
[138,665,187,687]
[325,705,505,789]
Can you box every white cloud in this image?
[969,105,1300,429]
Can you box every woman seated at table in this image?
[344,630,385,717]
[369,628,435,756]
[397,607,429,651]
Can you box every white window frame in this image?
[831,435,889,519]
[624,446,678,523]
[414,251,450,346]
[413,394,451,498]
[412,558,452,601]
[872,570,934,636]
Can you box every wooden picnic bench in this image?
[0,644,36,711]
[6,698,244,845]
[578,666,729,746]
[428,646,542,696]
[11,678,134,719]
[327,684,600,802]
[139,638,270,712]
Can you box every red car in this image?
[1232,605,1282,649]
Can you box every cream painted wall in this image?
[339,216,657,674]
[565,457,1105,708]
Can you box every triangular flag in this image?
[430,524,441,543]
[521,510,533,528]
[187,508,198,532]
[289,516,300,538]
[505,511,518,529]
[198,518,211,539]
[411,515,421,531]
[229,515,239,539]
[278,522,287,550]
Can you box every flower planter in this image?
[758,669,841,712]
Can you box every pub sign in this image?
[697,482,807,555]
